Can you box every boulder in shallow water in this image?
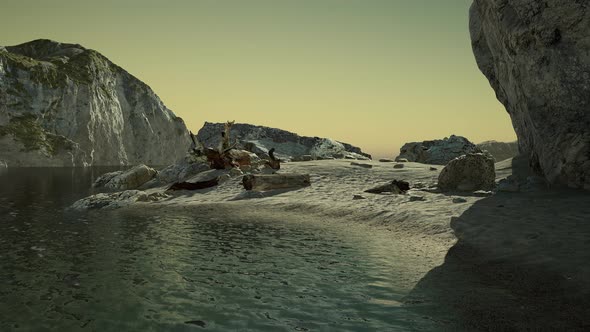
[93,165,156,191]
[438,153,495,192]
[69,190,165,211]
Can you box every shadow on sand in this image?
[405,162,590,331]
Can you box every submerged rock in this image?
[0,39,191,166]
[438,153,495,192]
[395,135,482,165]
[69,190,165,211]
[196,122,371,161]
[470,2,590,189]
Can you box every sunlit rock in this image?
[0,39,191,166]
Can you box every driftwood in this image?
[265,148,281,170]
[222,121,235,151]
[242,173,310,191]
[167,178,219,191]
[365,180,410,194]
[203,148,227,170]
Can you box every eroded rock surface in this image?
[470,1,590,189]
[93,164,156,191]
[70,190,167,211]
[0,39,191,166]
[396,135,482,165]
[438,153,495,191]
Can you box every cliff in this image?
[0,39,191,166]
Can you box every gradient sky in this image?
[0,0,515,158]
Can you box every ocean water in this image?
[0,167,433,331]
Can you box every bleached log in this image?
[242,174,310,191]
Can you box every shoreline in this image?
[121,159,590,330]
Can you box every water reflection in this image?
[0,168,430,331]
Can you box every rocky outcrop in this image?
[155,155,211,184]
[196,122,371,161]
[69,190,168,211]
[395,135,482,165]
[477,140,519,162]
[0,39,191,166]
[438,153,495,191]
[93,164,156,191]
[470,1,590,190]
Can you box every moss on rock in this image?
[0,114,74,155]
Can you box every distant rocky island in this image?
[196,122,371,161]
[394,135,518,164]
[0,39,191,166]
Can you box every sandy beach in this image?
[116,158,590,330]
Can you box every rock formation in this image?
[470,1,590,190]
[0,39,191,166]
[196,122,371,161]
[477,140,519,162]
[92,164,157,191]
[395,135,482,165]
[438,153,495,191]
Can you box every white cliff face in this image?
[0,39,191,167]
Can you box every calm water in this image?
[0,167,432,331]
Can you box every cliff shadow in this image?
[404,168,590,330]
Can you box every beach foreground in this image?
[118,159,590,330]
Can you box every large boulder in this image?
[396,135,482,165]
[196,122,371,161]
[93,164,156,191]
[477,140,519,162]
[0,39,191,166]
[156,154,210,184]
[438,153,495,191]
[470,1,590,190]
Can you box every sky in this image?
[0,0,516,158]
